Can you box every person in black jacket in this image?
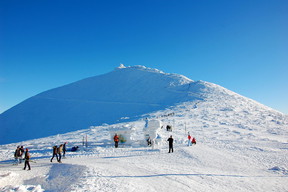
[14,146,21,165]
[50,145,58,162]
[167,135,174,153]
[23,148,31,170]
[19,146,24,163]
[63,142,67,158]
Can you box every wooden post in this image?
[185,122,187,135]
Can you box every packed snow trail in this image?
[1,142,287,192]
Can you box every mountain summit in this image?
[0,65,286,144]
[0,66,200,144]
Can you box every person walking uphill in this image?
[63,142,67,158]
[14,146,21,165]
[114,134,119,148]
[167,135,174,153]
[50,145,58,162]
[19,146,24,163]
[23,148,31,170]
[57,144,63,163]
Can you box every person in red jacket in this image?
[187,133,192,146]
[114,134,119,148]
[192,137,196,145]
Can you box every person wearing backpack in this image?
[23,148,31,170]
[57,144,63,163]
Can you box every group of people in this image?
[15,133,196,170]
[13,141,80,171]
[14,146,24,164]
[50,142,67,163]
[14,146,31,170]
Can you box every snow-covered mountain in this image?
[0,65,287,145]
[1,65,288,191]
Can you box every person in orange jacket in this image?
[114,134,119,148]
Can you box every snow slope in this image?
[0,96,287,191]
[0,65,287,191]
[0,65,203,144]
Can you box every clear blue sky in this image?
[0,0,287,114]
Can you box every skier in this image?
[50,145,58,162]
[192,137,196,145]
[23,148,31,170]
[114,134,119,148]
[57,144,63,163]
[167,135,174,153]
[187,133,192,146]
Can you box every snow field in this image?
[1,66,287,191]
[1,109,287,192]
[1,141,287,192]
